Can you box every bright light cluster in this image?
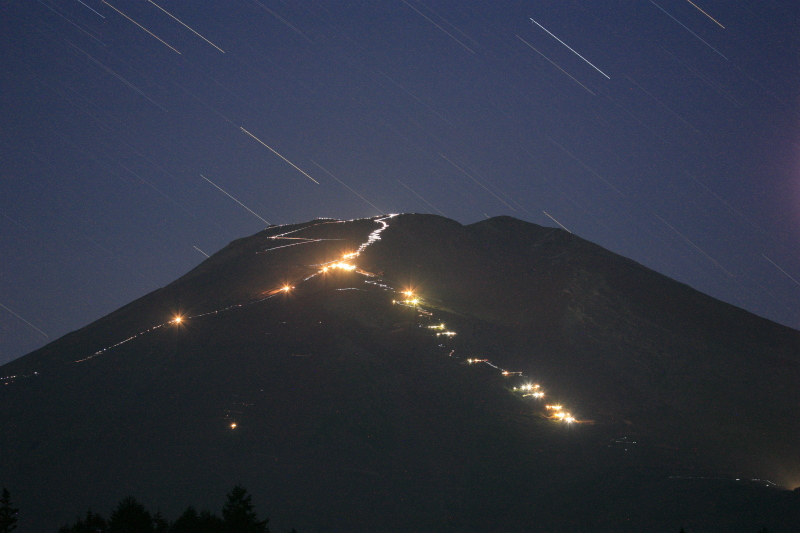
[324,262,356,271]
[545,405,576,423]
[77,214,587,431]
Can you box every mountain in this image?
[2,214,798,532]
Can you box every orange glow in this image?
[230,422,237,429]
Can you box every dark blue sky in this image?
[1,0,798,364]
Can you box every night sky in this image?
[1,0,798,365]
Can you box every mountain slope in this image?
[2,214,798,532]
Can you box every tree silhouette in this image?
[153,511,169,533]
[170,506,224,533]
[107,496,154,533]
[221,485,269,533]
[57,487,284,533]
[0,488,18,533]
[58,510,107,533]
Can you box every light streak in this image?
[146,0,225,52]
[310,160,383,213]
[240,128,319,184]
[352,215,396,257]
[762,254,800,287]
[648,1,727,60]
[269,220,342,240]
[35,0,107,46]
[194,246,210,258]
[0,303,48,338]
[684,0,724,28]
[200,174,270,226]
[439,154,516,210]
[76,0,105,18]
[251,0,314,43]
[529,18,610,79]
[542,211,572,233]
[654,214,734,277]
[399,0,475,54]
[378,72,456,128]
[261,240,326,253]
[545,136,624,194]
[515,35,596,96]
[625,76,700,134]
[102,0,182,54]
[397,180,446,216]
[65,40,168,112]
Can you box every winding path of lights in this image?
[70,213,579,423]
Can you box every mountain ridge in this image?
[2,213,798,532]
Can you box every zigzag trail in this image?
[68,214,582,425]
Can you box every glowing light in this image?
[564,416,575,423]
[403,290,414,297]
[282,285,292,292]
[546,405,562,410]
[172,316,183,324]
[328,262,356,271]
[230,422,237,429]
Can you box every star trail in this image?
[0,0,798,364]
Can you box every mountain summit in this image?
[2,214,798,532]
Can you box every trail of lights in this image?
[74,216,394,363]
[70,214,584,426]
[260,239,330,253]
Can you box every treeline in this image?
[57,485,290,533]
[0,485,295,533]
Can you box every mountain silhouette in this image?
[2,214,798,532]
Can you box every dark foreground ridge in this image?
[2,214,799,532]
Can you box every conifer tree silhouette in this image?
[0,488,18,533]
[221,485,269,533]
[107,496,154,533]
